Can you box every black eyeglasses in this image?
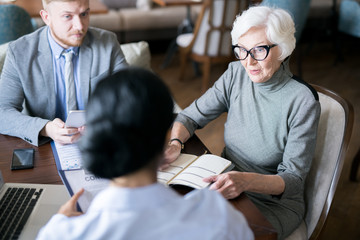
[232,44,277,61]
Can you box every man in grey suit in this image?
[0,0,128,146]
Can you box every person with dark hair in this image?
[36,67,254,240]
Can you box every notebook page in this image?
[157,154,198,185]
[169,154,231,189]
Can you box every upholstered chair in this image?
[0,43,9,73]
[336,0,360,63]
[0,5,35,45]
[261,0,311,78]
[260,0,311,42]
[338,0,360,38]
[286,85,354,240]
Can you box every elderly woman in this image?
[164,5,321,239]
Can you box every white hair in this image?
[231,5,296,60]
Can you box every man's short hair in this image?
[79,67,174,179]
[42,0,78,9]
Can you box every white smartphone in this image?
[65,110,86,128]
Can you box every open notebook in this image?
[158,153,234,189]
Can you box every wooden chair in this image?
[176,0,246,93]
[286,84,354,240]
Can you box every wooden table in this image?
[0,134,60,184]
[0,0,108,17]
[0,134,277,239]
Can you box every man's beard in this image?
[52,30,86,48]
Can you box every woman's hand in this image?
[204,171,285,199]
[58,188,84,217]
[159,121,190,170]
[160,141,182,170]
[203,171,249,199]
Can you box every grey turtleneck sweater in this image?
[176,59,321,239]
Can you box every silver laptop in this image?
[0,170,70,240]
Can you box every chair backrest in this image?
[0,43,9,74]
[338,0,360,38]
[0,5,34,45]
[191,0,245,57]
[261,0,311,41]
[305,84,354,239]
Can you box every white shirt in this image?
[36,183,254,240]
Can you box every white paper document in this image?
[52,142,82,170]
[51,142,109,212]
[60,169,109,212]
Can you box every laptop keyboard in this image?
[0,187,43,240]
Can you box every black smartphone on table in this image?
[11,148,35,170]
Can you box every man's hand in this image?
[40,118,83,144]
[58,188,84,217]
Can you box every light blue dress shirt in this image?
[47,30,84,121]
[36,183,254,240]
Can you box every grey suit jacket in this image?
[0,26,128,146]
